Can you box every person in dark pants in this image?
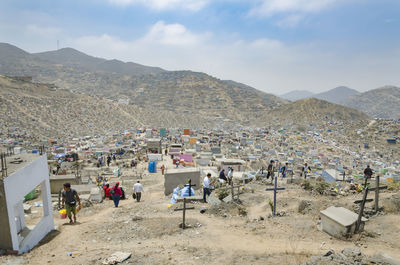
[219,169,227,182]
[364,165,373,179]
[107,155,111,167]
[61,183,81,224]
[111,182,122,207]
[133,181,144,202]
[267,160,275,179]
[302,163,311,179]
[203,173,212,203]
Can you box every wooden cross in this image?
[370,176,387,213]
[174,198,195,229]
[185,179,196,197]
[217,183,244,202]
[355,187,369,233]
[265,176,285,217]
[354,175,387,232]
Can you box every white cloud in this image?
[249,0,341,17]
[276,14,303,28]
[58,21,400,94]
[140,21,211,45]
[26,24,61,36]
[108,0,209,11]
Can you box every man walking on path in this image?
[111,182,122,207]
[267,160,275,179]
[61,183,81,224]
[280,162,289,178]
[133,181,144,202]
[302,163,311,179]
[203,173,212,203]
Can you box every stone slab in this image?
[321,206,367,227]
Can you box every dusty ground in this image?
[1,157,399,265]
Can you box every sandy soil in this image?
[1,157,399,265]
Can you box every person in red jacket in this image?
[104,183,112,200]
[111,182,122,207]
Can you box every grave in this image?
[265,176,285,216]
[174,198,195,229]
[89,187,103,203]
[146,139,162,154]
[49,174,79,194]
[164,168,200,195]
[320,206,368,239]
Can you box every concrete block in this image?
[164,168,200,195]
[207,193,221,205]
[23,204,32,214]
[320,206,367,239]
[89,187,103,203]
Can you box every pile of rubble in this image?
[303,248,400,265]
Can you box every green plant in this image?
[216,188,229,200]
[268,198,273,212]
[302,180,312,191]
[388,182,400,191]
[315,181,330,195]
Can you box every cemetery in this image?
[0,125,399,264]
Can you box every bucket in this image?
[59,209,67,219]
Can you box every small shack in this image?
[146,139,162,154]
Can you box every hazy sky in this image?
[0,0,399,94]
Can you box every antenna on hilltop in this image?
[57,40,59,50]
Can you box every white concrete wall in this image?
[147,154,163,161]
[4,155,54,253]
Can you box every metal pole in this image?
[375,176,379,213]
[231,179,234,199]
[273,176,277,216]
[182,198,186,229]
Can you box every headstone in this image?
[89,187,103,203]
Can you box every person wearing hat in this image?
[111,182,122,207]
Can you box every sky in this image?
[0,0,399,94]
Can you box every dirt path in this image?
[1,157,399,265]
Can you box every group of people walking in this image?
[103,181,144,207]
[61,180,144,224]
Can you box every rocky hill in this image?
[280,90,315,101]
[343,86,400,119]
[0,43,288,128]
[0,75,223,140]
[266,98,369,125]
[313,86,359,105]
[33,48,165,76]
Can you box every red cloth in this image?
[111,186,122,196]
[105,187,111,197]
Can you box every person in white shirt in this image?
[203,173,212,203]
[133,181,144,202]
[227,167,233,185]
